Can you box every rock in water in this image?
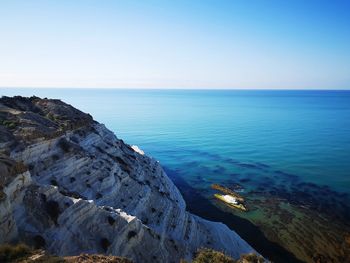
[0,96,256,263]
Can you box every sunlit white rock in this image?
[131,145,145,155]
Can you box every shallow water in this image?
[2,88,350,262]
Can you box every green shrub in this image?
[193,248,235,263]
[237,253,265,263]
[0,243,31,262]
[1,120,17,129]
[47,113,57,122]
[8,122,16,129]
[190,249,265,263]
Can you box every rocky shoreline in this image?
[0,96,257,262]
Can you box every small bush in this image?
[2,120,17,129]
[47,113,56,121]
[237,253,265,263]
[193,248,235,263]
[0,243,31,262]
[191,249,264,263]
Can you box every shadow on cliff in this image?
[164,167,304,263]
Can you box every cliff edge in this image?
[0,96,256,263]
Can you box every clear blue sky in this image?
[0,0,349,89]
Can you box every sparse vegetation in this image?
[0,159,28,201]
[64,254,133,263]
[185,249,265,263]
[237,253,265,263]
[0,244,132,263]
[1,120,17,129]
[46,113,59,123]
[32,255,65,263]
[192,249,235,263]
[11,161,28,176]
[0,243,31,262]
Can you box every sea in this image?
[1,88,350,263]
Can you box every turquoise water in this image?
[2,89,349,193]
[2,88,350,262]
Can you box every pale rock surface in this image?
[0,96,257,263]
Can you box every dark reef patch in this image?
[165,167,304,263]
[164,150,350,263]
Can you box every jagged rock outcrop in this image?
[0,96,256,263]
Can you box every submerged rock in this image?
[0,96,256,263]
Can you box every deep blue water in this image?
[2,88,350,262]
[2,88,350,194]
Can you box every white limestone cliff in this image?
[0,96,256,263]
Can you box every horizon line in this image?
[1,86,350,91]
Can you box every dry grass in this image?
[64,254,133,263]
[0,244,132,263]
[192,248,235,263]
[0,243,31,262]
[183,249,266,263]
[237,253,265,263]
[11,161,28,176]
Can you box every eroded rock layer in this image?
[0,96,255,263]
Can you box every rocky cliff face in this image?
[0,96,256,263]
